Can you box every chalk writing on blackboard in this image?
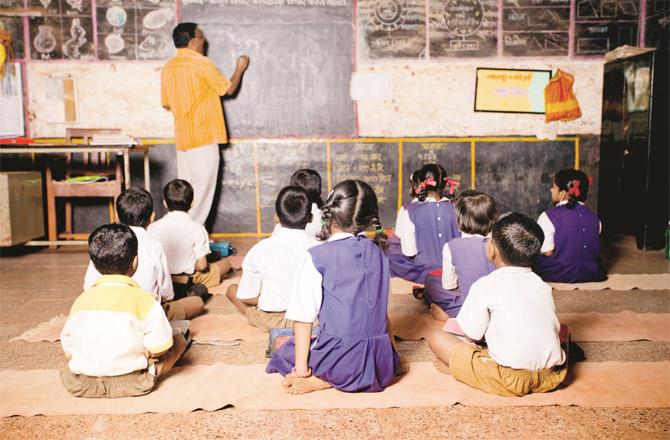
[430,0,498,57]
[574,0,640,55]
[28,0,94,60]
[502,0,569,56]
[359,0,426,58]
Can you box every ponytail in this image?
[369,215,388,252]
[554,169,590,210]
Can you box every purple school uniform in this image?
[266,235,400,392]
[425,236,496,317]
[533,204,606,283]
[406,200,461,269]
[387,203,433,282]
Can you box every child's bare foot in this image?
[285,375,332,395]
[433,357,450,375]
[430,303,449,322]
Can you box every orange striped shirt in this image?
[161,49,231,151]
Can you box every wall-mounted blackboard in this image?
[179,0,356,138]
[429,0,498,57]
[502,0,570,56]
[358,0,426,58]
[574,0,640,55]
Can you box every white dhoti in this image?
[176,143,220,225]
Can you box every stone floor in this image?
[0,236,668,439]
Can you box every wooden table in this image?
[0,143,153,245]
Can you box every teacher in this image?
[161,22,249,225]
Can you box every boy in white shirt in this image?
[429,212,567,397]
[148,179,232,289]
[226,186,319,330]
[60,224,187,398]
[83,188,204,320]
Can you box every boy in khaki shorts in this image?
[429,212,567,397]
[226,186,319,330]
[60,224,188,398]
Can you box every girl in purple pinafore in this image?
[392,164,461,285]
[533,169,606,283]
[266,180,401,395]
[425,190,498,319]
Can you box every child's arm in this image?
[537,212,556,256]
[60,317,73,360]
[292,321,313,377]
[441,243,458,289]
[395,208,418,257]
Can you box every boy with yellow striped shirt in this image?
[60,224,188,398]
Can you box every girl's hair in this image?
[408,170,421,199]
[415,164,448,202]
[554,169,589,209]
[454,190,498,236]
[290,169,323,209]
[318,179,387,250]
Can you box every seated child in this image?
[60,224,188,398]
[266,180,401,395]
[289,169,324,239]
[393,164,461,284]
[429,212,567,397]
[533,169,606,283]
[425,190,497,319]
[148,179,232,289]
[83,187,204,320]
[226,186,319,330]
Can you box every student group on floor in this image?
[59,164,609,399]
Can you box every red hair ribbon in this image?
[444,176,460,195]
[568,180,581,198]
[414,177,437,195]
[588,175,593,187]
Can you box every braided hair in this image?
[415,164,448,202]
[554,169,589,209]
[318,180,387,250]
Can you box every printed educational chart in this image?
[429,0,498,57]
[474,68,551,113]
[96,0,176,60]
[358,0,426,58]
[502,0,570,56]
[28,0,95,59]
[574,0,639,55]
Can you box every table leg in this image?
[45,163,57,250]
[144,150,150,191]
[123,151,130,189]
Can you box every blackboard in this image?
[645,0,669,49]
[574,0,640,55]
[474,141,574,218]
[329,141,399,228]
[256,142,327,233]
[402,141,471,206]
[359,0,426,58]
[502,0,569,56]
[27,0,95,60]
[429,0,498,57]
[179,0,356,137]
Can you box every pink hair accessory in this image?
[588,175,593,187]
[444,176,460,195]
[567,180,581,198]
[414,177,437,195]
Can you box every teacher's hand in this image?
[237,55,249,71]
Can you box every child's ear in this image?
[274,214,280,225]
[147,212,156,227]
[486,239,496,262]
[163,200,168,209]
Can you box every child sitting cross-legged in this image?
[226,186,320,330]
[429,212,567,397]
[60,224,188,398]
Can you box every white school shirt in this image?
[456,267,566,371]
[83,226,174,302]
[271,203,323,239]
[284,232,356,323]
[237,227,320,312]
[147,211,210,275]
[394,196,448,257]
[537,201,602,253]
[441,232,488,290]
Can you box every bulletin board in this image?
[474,68,551,114]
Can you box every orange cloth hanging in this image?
[544,69,582,122]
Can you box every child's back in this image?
[148,210,209,275]
[405,199,460,266]
[446,235,496,297]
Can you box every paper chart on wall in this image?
[0,63,25,138]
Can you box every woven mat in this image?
[549,274,670,291]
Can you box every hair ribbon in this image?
[567,180,581,198]
[414,177,437,195]
[444,176,460,195]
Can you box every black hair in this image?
[88,224,138,275]
[408,170,421,199]
[318,180,387,250]
[172,22,197,48]
[116,187,153,227]
[276,185,312,229]
[455,190,498,236]
[289,169,323,209]
[415,164,448,202]
[163,179,193,212]
[491,212,544,267]
[554,168,589,209]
